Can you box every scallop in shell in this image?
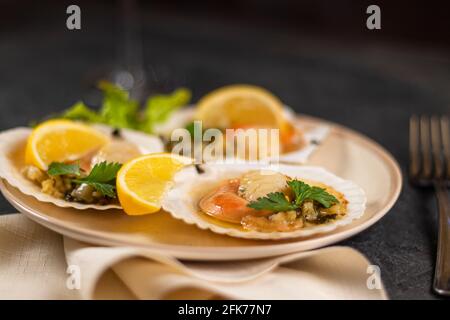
[153,106,330,163]
[162,162,366,240]
[0,125,164,210]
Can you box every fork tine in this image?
[420,115,433,179]
[441,115,450,179]
[431,116,444,179]
[411,115,450,295]
[410,115,421,178]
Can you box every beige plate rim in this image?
[0,115,403,260]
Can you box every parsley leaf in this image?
[46,161,122,198]
[73,162,122,198]
[247,179,339,212]
[247,192,297,212]
[84,182,117,198]
[48,162,81,176]
[75,161,122,184]
[307,186,340,208]
[288,179,339,208]
[287,179,309,205]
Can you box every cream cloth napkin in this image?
[0,213,388,300]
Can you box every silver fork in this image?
[410,115,450,296]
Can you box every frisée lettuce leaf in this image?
[57,81,191,134]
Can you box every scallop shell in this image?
[153,106,329,164]
[162,163,366,240]
[0,125,164,210]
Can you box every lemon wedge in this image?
[117,153,192,215]
[25,120,109,170]
[195,84,288,131]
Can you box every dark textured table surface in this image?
[1,3,450,300]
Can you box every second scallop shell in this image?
[162,162,366,240]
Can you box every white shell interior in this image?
[0,126,164,210]
[162,163,367,240]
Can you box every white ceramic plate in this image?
[0,115,402,260]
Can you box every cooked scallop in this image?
[198,178,271,224]
[237,170,290,201]
[90,140,142,169]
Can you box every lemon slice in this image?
[25,120,109,170]
[117,153,192,215]
[195,84,288,131]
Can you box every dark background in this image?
[1,0,449,299]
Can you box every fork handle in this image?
[433,180,450,296]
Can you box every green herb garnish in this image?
[287,180,339,208]
[61,101,103,123]
[73,161,122,198]
[57,82,191,134]
[80,182,117,199]
[47,161,122,198]
[74,161,121,184]
[247,179,339,212]
[48,162,81,176]
[247,192,298,212]
[141,88,191,133]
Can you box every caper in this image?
[71,183,96,203]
